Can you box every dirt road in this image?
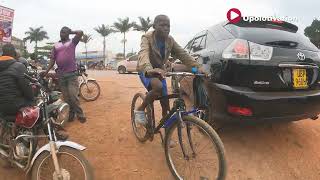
[1,70,320,180]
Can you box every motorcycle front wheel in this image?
[31,146,94,180]
[79,80,101,101]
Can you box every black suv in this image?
[174,19,320,128]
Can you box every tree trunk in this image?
[123,33,126,59]
[103,37,106,67]
[35,41,38,60]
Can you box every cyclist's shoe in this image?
[134,110,147,126]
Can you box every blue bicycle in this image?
[131,72,226,180]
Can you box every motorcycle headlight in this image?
[57,103,70,125]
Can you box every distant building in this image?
[0,36,25,55]
[76,50,114,65]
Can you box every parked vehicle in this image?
[46,64,101,102]
[172,19,320,128]
[117,55,138,74]
[0,73,93,180]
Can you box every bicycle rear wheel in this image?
[131,93,153,142]
[164,115,226,180]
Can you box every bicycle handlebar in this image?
[165,72,210,78]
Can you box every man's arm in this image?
[16,64,34,101]
[71,30,84,45]
[137,36,153,74]
[171,38,200,70]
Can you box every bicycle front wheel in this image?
[164,115,226,180]
[31,147,94,180]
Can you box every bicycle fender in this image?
[81,78,97,85]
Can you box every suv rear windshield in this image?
[224,22,319,51]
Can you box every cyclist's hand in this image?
[147,68,166,79]
[198,67,207,75]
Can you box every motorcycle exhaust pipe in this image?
[0,148,9,158]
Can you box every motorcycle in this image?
[0,73,94,180]
[28,64,70,127]
[46,65,101,102]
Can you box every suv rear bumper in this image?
[207,82,320,123]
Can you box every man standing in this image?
[42,27,86,123]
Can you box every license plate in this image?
[292,69,308,89]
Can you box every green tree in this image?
[24,26,49,59]
[115,53,124,60]
[134,17,153,34]
[81,34,93,60]
[304,19,320,48]
[22,38,29,58]
[94,25,114,65]
[113,17,135,57]
[126,52,137,58]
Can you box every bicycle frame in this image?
[147,94,200,160]
[152,96,199,134]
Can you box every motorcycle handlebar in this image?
[24,73,38,83]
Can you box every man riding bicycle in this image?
[135,14,205,125]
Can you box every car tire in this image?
[118,66,126,74]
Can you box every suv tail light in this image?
[222,39,249,59]
[222,39,273,61]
